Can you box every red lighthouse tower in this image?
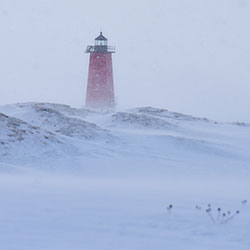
[85,32,115,110]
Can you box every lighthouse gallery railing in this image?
[85,45,115,53]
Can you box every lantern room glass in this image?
[95,40,107,46]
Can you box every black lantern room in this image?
[86,32,115,53]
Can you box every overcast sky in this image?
[0,0,249,122]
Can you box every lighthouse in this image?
[85,32,115,110]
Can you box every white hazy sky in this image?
[0,0,249,122]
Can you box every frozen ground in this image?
[0,103,249,250]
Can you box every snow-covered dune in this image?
[0,103,250,250]
[111,111,175,129]
[133,106,213,122]
[0,103,118,163]
[0,112,66,159]
[0,102,249,168]
[0,103,111,140]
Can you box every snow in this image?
[0,103,250,250]
[0,111,69,161]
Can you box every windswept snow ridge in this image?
[2,103,111,140]
[134,106,213,122]
[0,103,114,161]
[31,105,111,140]
[111,112,175,129]
[0,102,249,169]
[0,112,64,159]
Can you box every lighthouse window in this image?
[96,40,107,46]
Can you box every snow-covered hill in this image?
[0,102,249,184]
[0,102,249,170]
[0,111,67,159]
[0,103,250,250]
[0,103,117,163]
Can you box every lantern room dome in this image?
[95,32,108,41]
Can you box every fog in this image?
[0,0,249,122]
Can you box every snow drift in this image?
[0,102,249,168]
[0,112,63,159]
[0,103,250,250]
